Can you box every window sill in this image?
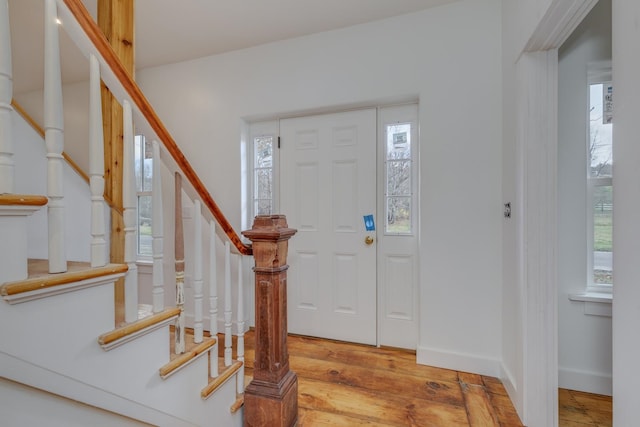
[568,292,612,317]
[136,259,153,274]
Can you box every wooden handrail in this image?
[61,0,252,256]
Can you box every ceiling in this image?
[9,0,458,94]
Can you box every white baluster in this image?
[174,172,185,354]
[152,141,164,313]
[209,221,219,377]
[224,241,232,367]
[122,100,138,322]
[193,200,203,343]
[44,0,66,273]
[236,254,245,394]
[0,0,14,193]
[89,54,106,268]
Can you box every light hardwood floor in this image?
[559,388,612,427]
[240,331,521,426]
[211,330,612,426]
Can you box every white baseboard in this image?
[558,366,612,396]
[500,362,524,422]
[416,345,501,378]
[500,362,518,397]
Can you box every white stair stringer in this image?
[0,275,242,427]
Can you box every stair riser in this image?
[0,277,242,426]
[0,210,40,282]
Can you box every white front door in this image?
[280,109,377,345]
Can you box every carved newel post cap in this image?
[242,215,297,242]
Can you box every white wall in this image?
[502,0,555,61]
[137,0,503,375]
[11,107,94,263]
[0,378,150,427]
[612,0,640,423]
[15,80,92,174]
[558,0,612,395]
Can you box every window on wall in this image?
[588,82,613,290]
[384,123,413,234]
[245,121,278,228]
[135,134,153,257]
[253,135,274,216]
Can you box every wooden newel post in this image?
[242,215,297,427]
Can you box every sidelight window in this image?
[384,123,413,234]
[253,135,274,216]
[135,134,153,257]
[587,82,613,290]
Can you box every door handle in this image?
[365,236,374,245]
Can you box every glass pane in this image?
[142,137,153,192]
[386,196,411,234]
[386,123,411,160]
[138,195,152,256]
[254,136,273,168]
[387,160,411,196]
[592,185,612,285]
[589,83,613,178]
[135,135,143,192]
[255,199,272,216]
[255,168,272,200]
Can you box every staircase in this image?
[0,0,255,425]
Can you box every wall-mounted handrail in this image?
[60,0,252,256]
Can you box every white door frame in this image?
[516,1,598,426]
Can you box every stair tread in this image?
[160,335,217,378]
[98,307,180,347]
[202,360,243,399]
[26,259,90,279]
[2,260,128,296]
[0,194,48,207]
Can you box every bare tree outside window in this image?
[385,124,412,233]
[254,136,273,216]
[589,83,613,285]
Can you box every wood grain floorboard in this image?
[558,388,612,427]
[217,330,610,426]
[240,331,516,426]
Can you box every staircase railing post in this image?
[174,172,185,353]
[0,0,14,194]
[242,215,297,427]
[151,141,164,313]
[44,0,67,273]
[193,199,204,343]
[89,54,107,269]
[208,220,219,377]
[122,99,138,322]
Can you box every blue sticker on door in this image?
[363,214,375,231]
